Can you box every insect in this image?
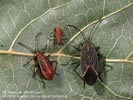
[54,27,63,45]
[67,20,105,86]
[49,27,67,47]
[18,32,58,87]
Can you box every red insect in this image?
[49,26,68,47]
[36,51,55,80]
[18,32,58,87]
[54,27,63,45]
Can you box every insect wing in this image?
[80,41,99,75]
[84,67,98,85]
[37,52,55,80]
[39,59,55,80]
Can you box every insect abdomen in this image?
[55,27,62,45]
[37,52,55,80]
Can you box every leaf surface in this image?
[0,0,133,100]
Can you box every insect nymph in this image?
[18,32,58,87]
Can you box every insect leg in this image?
[40,44,48,54]
[66,25,86,40]
[77,43,82,51]
[46,55,50,59]
[61,57,72,66]
[61,26,69,45]
[71,61,80,65]
[32,60,39,78]
[31,66,37,78]
[36,72,46,88]
[51,61,59,76]
[48,38,55,40]
[71,42,82,51]
[71,45,81,51]
[38,74,46,88]
[98,56,105,82]
[106,64,113,72]
[96,47,100,51]
[23,58,33,67]
[54,44,58,48]
[18,42,34,53]
[83,78,86,88]
[49,28,55,39]
[61,45,80,65]
[61,55,80,66]
[33,61,46,88]
[61,38,68,40]
[61,25,68,37]
[99,74,103,82]
[97,53,104,82]
[73,64,84,81]
[61,42,64,46]
[48,30,55,43]
[61,25,68,38]
[48,29,55,40]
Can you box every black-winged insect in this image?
[67,20,105,86]
[18,32,58,88]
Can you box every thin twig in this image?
[0,50,133,64]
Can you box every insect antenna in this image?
[66,25,86,40]
[18,42,34,53]
[35,32,42,51]
[88,19,102,40]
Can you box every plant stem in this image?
[0,50,133,64]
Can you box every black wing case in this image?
[80,42,100,75]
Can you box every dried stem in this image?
[0,50,133,64]
[106,59,133,64]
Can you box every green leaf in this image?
[0,0,133,100]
